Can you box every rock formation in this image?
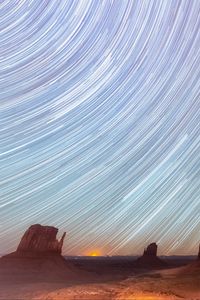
[16,224,66,255]
[0,224,78,283]
[143,242,157,256]
[198,244,200,260]
[135,242,166,268]
[3,224,66,259]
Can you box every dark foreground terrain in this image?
[0,255,199,300]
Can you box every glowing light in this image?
[87,250,101,257]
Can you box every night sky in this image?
[0,0,200,256]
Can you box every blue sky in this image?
[0,0,200,256]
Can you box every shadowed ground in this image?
[0,256,200,300]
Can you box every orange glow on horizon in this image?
[87,250,102,256]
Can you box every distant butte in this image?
[135,242,167,268]
[143,242,157,257]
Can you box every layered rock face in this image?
[143,242,157,256]
[0,223,114,284]
[16,224,66,255]
[16,224,66,254]
[0,225,88,283]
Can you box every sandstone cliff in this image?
[17,224,66,254]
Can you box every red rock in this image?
[16,224,66,255]
[0,225,91,283]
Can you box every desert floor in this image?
[0,268,200,300]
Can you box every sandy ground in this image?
[0,268,200,300]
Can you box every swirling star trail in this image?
[0,0,200,256]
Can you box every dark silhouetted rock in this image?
[135,242,167,269]
[143,242,157,256]
[198,244,200,260]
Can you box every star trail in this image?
[0,0,200,256]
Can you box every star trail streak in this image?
[0,0,200,256]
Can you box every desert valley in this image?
[0,224,199,300]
